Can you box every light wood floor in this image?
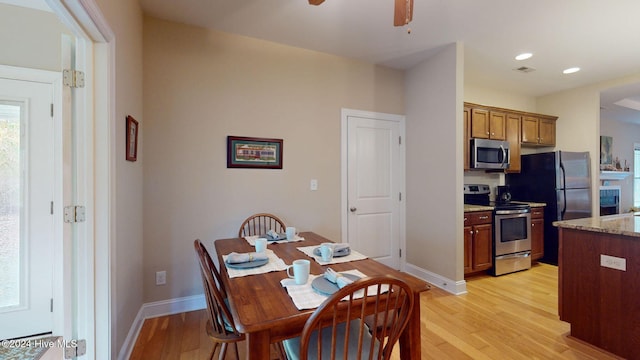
[129,263,622,359]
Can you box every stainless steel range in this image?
[464,184,532,276]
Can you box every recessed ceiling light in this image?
[563,67,580,74]
[515,53,532,61]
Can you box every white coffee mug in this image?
[287,259,310,285]
[286,227,296,241]
[320,243,334,262]
[254,238,267,253]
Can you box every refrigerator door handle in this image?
[559,162,567,218]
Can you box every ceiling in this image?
[10,0,640,123]
[137,0,640,122]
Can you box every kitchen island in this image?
[554,213,640,358]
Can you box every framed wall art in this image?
[126,115,139,161]
[600,135,612,165]
[227,136,283,169]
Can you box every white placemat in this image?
[244,234,305,245]
[222,249,288,278]
[297,245,368,265]
[280,269,371,310]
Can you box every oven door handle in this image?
[495,252,531,260]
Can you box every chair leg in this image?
[233,342,240,360]
[218,343,228,360]
[209,342,219,360]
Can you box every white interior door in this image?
[345,111,404,269]
[0,77,54,339]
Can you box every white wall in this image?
[538,73,640,217]
[600,117,640,212]
[142,17,405,303]
[93,0,145,356]
[405,42,463,291]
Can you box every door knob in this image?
[350,207,357,212]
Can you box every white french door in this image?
[343,109,405,269]
[0,77,54,339]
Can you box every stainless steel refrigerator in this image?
[506,151,591,265]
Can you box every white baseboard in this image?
[404,263,467,295]
[117,294,206,360]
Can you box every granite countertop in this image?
[553,213,640,238]
[464,201,546,213]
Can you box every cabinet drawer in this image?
[531,208,544,218]
[465,211,492,225]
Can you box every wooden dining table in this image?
[213,231,430,360]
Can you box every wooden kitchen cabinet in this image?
[464,102,558,174]
[470,107,505,140]
[521,115,556,146]
[505,113,521,173]
[464,211,493,275]
[530,207,544,261]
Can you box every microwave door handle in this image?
[499,145,507,168]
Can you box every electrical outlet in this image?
[600,255,626,271]
[310,179,318,191]
[156,271,167,285]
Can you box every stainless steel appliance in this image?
[506,151,592,265]
[470,138,510,170]
[493,204,531,276]
[464,184,532,276]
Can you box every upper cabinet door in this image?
[470,108,490,139]
[488,111,506,140]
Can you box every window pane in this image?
[0,103,22,308]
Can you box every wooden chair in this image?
[282,275,414,360]
[238,213,286,237]
[194,239,245,360]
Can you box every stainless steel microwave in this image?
[470,138,510,169]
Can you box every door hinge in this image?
[399,248,402,258]
[399,136,402,145]
[50,298,53,312]
[64,339,87,359]
[50,201,54,215]
[64,205,86,223]
[399,192,402,201]
[51,103,54,117]
[63,69,85,88]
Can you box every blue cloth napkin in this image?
[324,268,354,288]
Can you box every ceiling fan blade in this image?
[394,0,413,26]
[308,0,325,5]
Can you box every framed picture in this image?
[227,136,283,169]
[126,115,139,161]
[600,135,612,165]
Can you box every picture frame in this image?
[227,136,283,169]
[126,115,139,161]
[600,135,612,165]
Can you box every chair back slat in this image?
[299,275,414,360]
[238,213,286,237]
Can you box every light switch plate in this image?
[310,179,318,191]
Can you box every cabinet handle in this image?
[532,223,535,227]
[475,230,479,234]
[464,217,468,221]
[469,230,473,234]
[479,216,488,220]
